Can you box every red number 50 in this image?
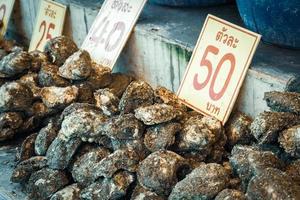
[193,45,235,101]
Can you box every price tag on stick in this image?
[0,0,15,38]
[81,0,147,69]
[177,15,261,124]
[29,0,66,52]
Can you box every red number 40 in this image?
[193,45,235,101]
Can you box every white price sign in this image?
[0,0,15,38]
[29,0,66,52]
[81,0,147,69]
[177,15,261,124]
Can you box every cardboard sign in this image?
[0,0,15,38]
[177,15,261,124]
[81,0,147,69]
[29,0,66,52]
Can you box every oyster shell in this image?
[135,104,178,125]
[58,49,92,80]
[264,91,300,114]
[38,64,70,87]
[137,150,186,195]
[11,156,47,183]
[250,111,300,144]
[169,163,229,200]
[80,171,135,200]
[71,147,110,186]
[46,136,82,170]
[119,80,154,114]
[40,86,79,109]
[27,168,69,200]
[144,122,181,152]
[0,112,23,141]
[44,36,78,66]
[94,88,119,116]
[0,51,31,78]
[50,184,81,200]
[0,81,33,112]
[108,73,133,98]
[246,168,300,200]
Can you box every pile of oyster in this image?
[1,36,300,200]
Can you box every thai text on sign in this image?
[29,0,66,52]
[177,15,261,124]
[81,0,147,69]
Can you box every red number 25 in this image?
[36,20,55,49]
[193,45,235,101]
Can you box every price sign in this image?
[81,0,147,69]
[0,0,15,38]
[29,0,66,52]
[177,15,261,124]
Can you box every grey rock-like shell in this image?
[131,184,165,200]
[246,168,300,200]
[80,171,135,200]
[169,163,229,200]
[119,80,154,114]
[71,147,110,186]
[60,106,107,142]
[135,104,178,125]
[46,136,82,170]
[76,83,95,104]
[0,112,23,141]
[250,111,300,144]
[99,113,144,140]
[225,112,253,148]
[35,120,59,156]
[285,160,300,185]
[264,91,300,114]
[144,122,181,152]
[38,64,70,87]
[215,189,246,200]
[94,88,119,116]
[92,148,140,179]
[19,73,41,99]
[40,86,79,109]
[176,116,223,152]
[0,81,33,112]
[137,150,186,196]
[107,73,133,98]
[229,145,284,191]
[29,50,49,72]
[279,125,300,158]
[154,86,187,112]
[50,184,81,200]
[44,36,78,66]
[58,49,92,80]
[0,51,31,78]
[27,168,69,200]
[85,63,112,90]
[17,133,38,162]
[11,156,47,183]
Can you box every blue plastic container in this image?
[149,0,232,7]
[236,0,300,49]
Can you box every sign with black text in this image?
[177,15,261,124]
[81,0,147,69]
[29,0,66,52]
